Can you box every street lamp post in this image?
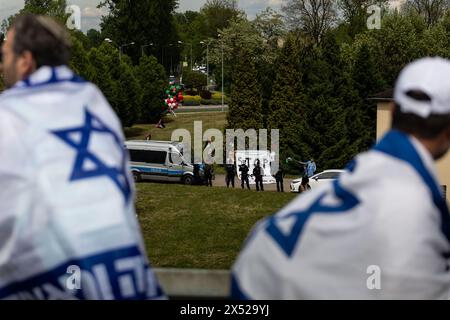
[200,40,209,89]
[120,42,135,60]
[218,34,224,112]
[178,41,183,76]
[141,43,153,57]
[183,42,193,70]
[190,43,193,71]
[106,39,136,61]
[168,43,174,75]
[221,41,224,112]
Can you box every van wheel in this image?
[183,175,194,185]
[133,172,142,183]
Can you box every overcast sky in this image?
[0,0,284,32]
[178,0,283,17]
[0,0,105,31]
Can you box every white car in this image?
[290,170,345,193]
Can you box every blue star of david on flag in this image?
[52,108,131,203]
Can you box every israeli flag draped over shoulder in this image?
[232,130,450,300]
[0,66,165,300]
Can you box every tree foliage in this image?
[267,34,308,163]
[183,70,207,92]
[99,0,179,65]
[135,55,167,123]
[21,0,69,22]
[228,49,263,131]
[403,0,450,26]
[201,0,242,38]
[282,0,337,43]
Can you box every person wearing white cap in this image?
[231,57,450,299]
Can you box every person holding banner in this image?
[0,14,164,300]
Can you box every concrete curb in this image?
[154,268,231,299]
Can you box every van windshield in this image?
[170,152,185,165]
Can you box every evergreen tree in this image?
[227,49,263,131]
[293,34,366,170]
[97,43,142,127]
[69,36,94,80]
[351,42,386,148]
[321,33,370,157]
[117,62,142,127]
[352,43,385,100]
[88,46,118,118]
[267,34,309,165]
[135,55,167,123]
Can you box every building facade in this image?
[374,92,450,202]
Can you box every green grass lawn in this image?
[136,183,297,270]
[129,113,297,269]
[124,112,228,141]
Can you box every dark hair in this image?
[392,90,450,139]
[11,14,71,68]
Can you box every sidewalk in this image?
[175,105,229,113]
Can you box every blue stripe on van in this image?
[131,166,168,174]
[130,166,185,176]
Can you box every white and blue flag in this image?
[0,66,165,300]
[232,130,450,299]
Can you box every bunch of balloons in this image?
[164,80,184,116]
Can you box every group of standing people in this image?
[223,161,266,191]
[236,161,265,191]
[225,159,316,193]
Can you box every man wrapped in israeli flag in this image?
[0,14,165,300]
[232,57,450,299]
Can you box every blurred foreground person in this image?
[0,14,164,300]
[232,57,450,299]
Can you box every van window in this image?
[169,152,183,165]
[129,149,167,164]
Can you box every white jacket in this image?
[0,66,164,300]
[232,130,450,299]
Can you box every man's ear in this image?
[16,50,36,77]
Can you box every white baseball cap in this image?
[394,57,450,118]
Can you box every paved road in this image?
[175,105,229,113]
[210,174,296,193]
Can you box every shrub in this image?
[211,92,225,100]
[183,95,201,106]
[183,70,207,91]
[199,90,212,100]
[185,89,198,96]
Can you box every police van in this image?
[125,140,197,185]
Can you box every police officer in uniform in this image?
[225,163,237,188]
[239,162,250,190]
[253,160,264,192]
